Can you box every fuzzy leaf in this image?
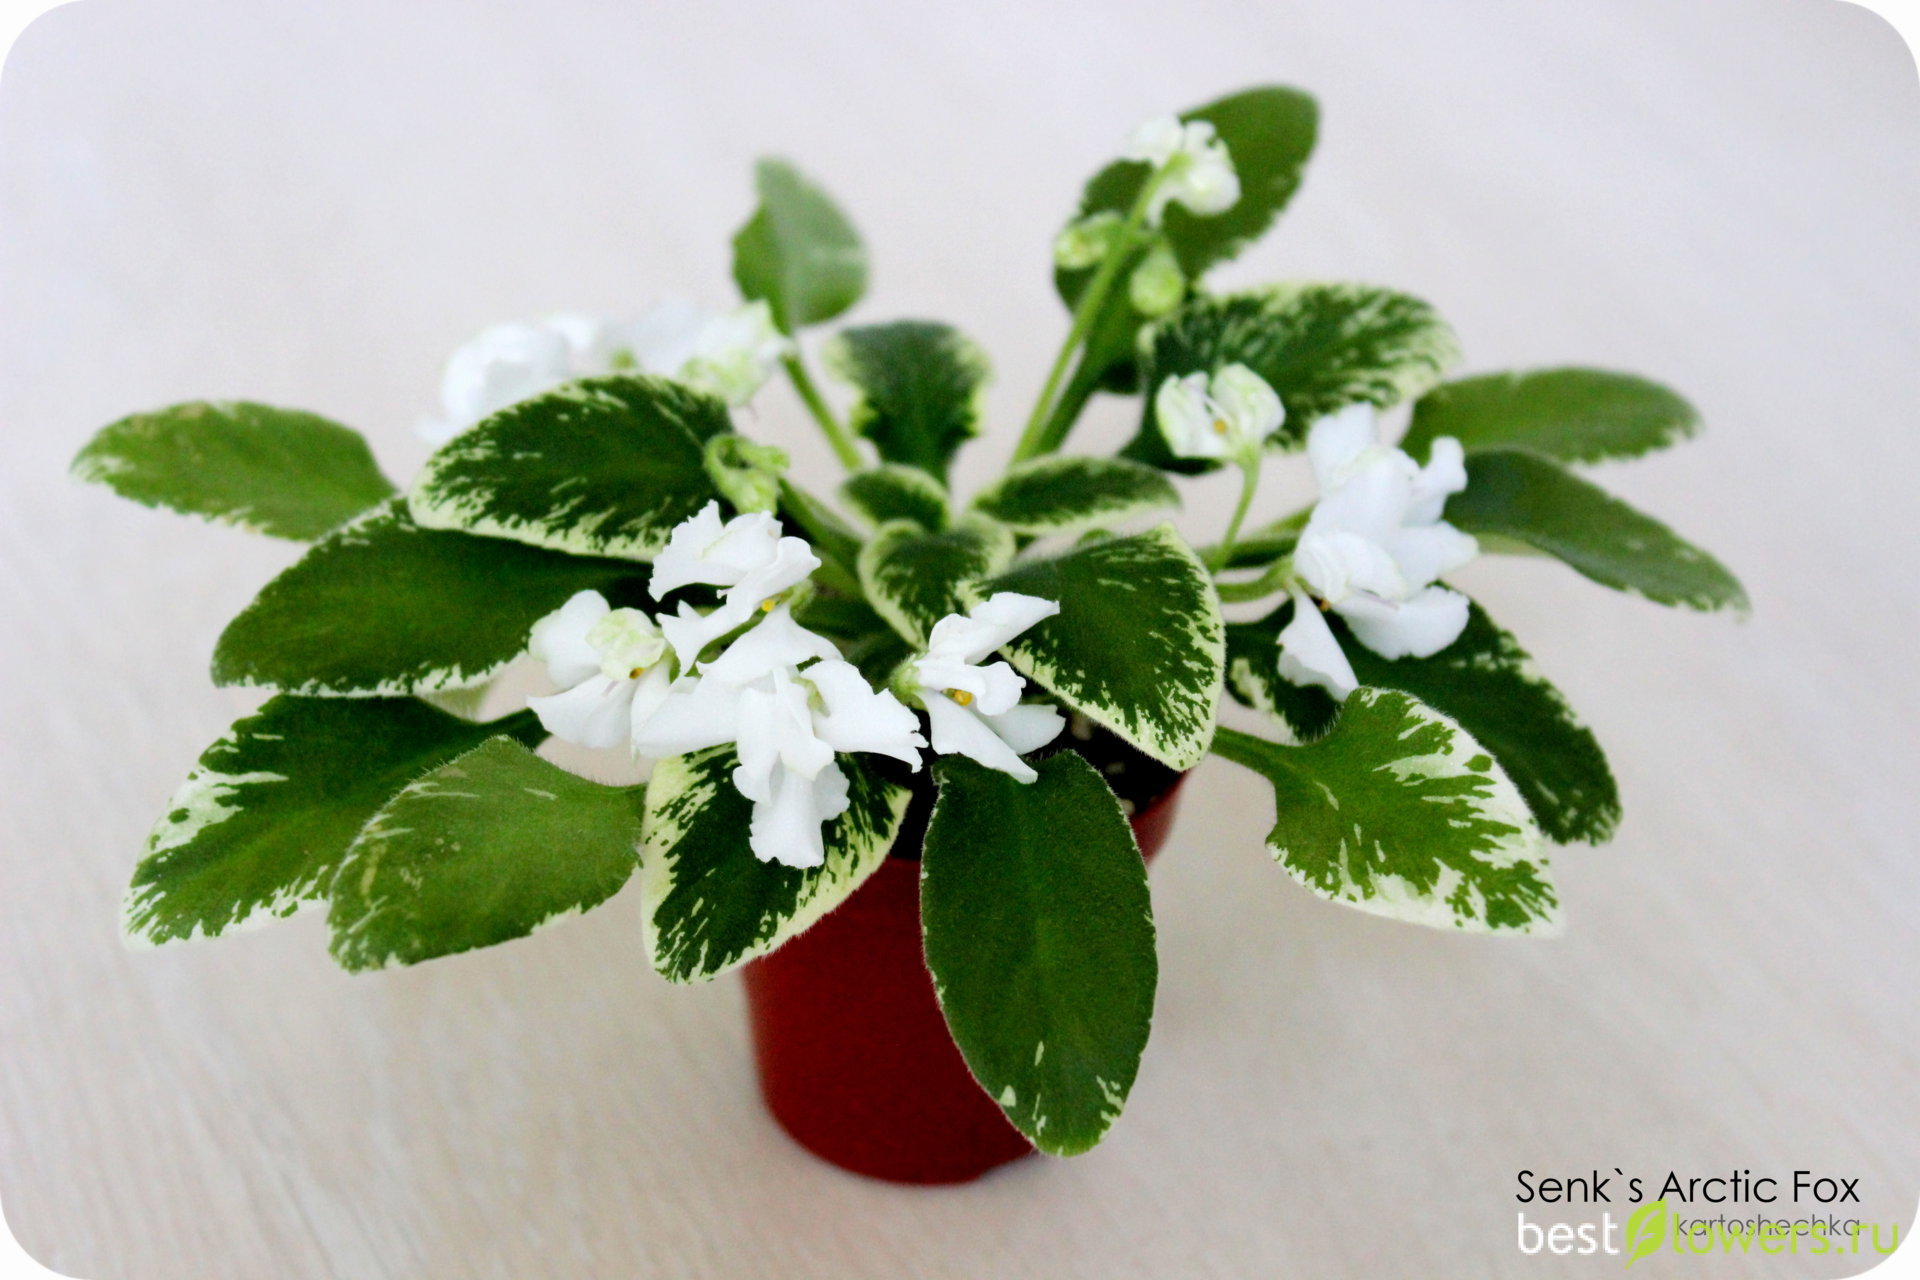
[1446,450,1748,612]
[328,738,643,971]
[1123,284,1461,472]
[921,752,1156,1156]
[409,375,726,560]
[978,524,1222,770]
[1226,601,1620,843]
[732,158,867,331]
[72,400,394,540]
[640,747,909,983]
[824,321,990,483]
[1211,692,1557,934]
[1400,368,1700,465]
[840,464,949,531]
[125,698,541,946]
[858,517,1015,647]
[213,499,648,696]
[970,456,1179,537]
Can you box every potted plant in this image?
[74,85,1744,1184]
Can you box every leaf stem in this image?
[1011,175,1162,464]
[1214,556,1295,602]
[1206,461,1261,572]
[783,353,863,472]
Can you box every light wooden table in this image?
[3,1,1916,1275]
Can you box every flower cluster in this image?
[528,502,1062,867]
[422,299,792,443]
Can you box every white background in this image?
[1,1,1917,1276]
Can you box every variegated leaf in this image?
[639,747,909,983]
[1211,691,1558,934]
[328,738,643,971]
[823,321,990,482]
[409,375,726,559]
[126,698,542,946]
[73,400,394,540]
[969,456,1179,537]
[213,499,648,696]
[921,752,1156,1156]
[858,517,1015,647]
[977,524,1222,770]
[1399,368,1699,465]
[1124,284,1461,471]
[840,463,949,531]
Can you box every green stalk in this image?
[1214,556,1295,603]
[783,353,862,472]
[1011,175,1162,464]
[1205,461,1261,572]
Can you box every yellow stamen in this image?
[760,598,776,613]
[629,666,647,680]
[948,689,974,707]
[1212,418,1230,436]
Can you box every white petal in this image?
[528,673,639,749]
[1275,591,1358,700]
[1308,448,1417,543]
[540,312,620,369]
[1406,436,1468,525]
[648,501,731,598]
[1384,522,1479,592]
[629,675,743,758]
[1294,528,1406,604]
[621,298,710,376]
[912,656,1027,715]
[1338,586,1471,660]
[1124,114,1185,166]
[680,301,794,405]
[734,670,834,802]
[921,692,1039,783]
[440,321,572,429]
[699,603,839,687]
[1210,364,1283,452]
[722,535,820,612]
[1305,402,1381,490]
[924,592,1061,665]
[807,659,926,768]
[529,590,613,688]
[586,607,667,679]
[747,760,850,868]
[1154,373,1229,460]
[982,702,1065,755]
[660,600,741,670]
[1171,143,1240,215]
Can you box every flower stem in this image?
[1011,176,1162,464]
[1214,556,1295,602]
[1206,461,1260,573]
[783,353,862,472]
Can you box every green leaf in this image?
[1123,285,1461,472]
[1400,368,1700,464]
[213,499,648,696]
[731,157,867,331]
[72,400,394,540]
[409,375,725,560]
[823,321,990,483]
[1225,601,1620,843]
[1210,693,1557,934]
[328,738,642,970]
[922,752,1155,1156]
[1446,450,1748,612]
[970,456,1179,537]
[858,517,1015,647]
[125,698,542,946]
[840,463,949,531]
[978,524,1222,770]
[640,747,909,983]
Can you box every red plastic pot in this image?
[741,772,1187,1184]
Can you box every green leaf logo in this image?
[1623,1199,1669,1269]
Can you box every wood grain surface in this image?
[2,1,1916,1275]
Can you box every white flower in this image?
[607,298,793,406]
[525,590,675,750]
[1277,403,1479,697]
[912,593,1065,783]
[649,502,821,665]
[1154,363,1283,466]
[422,321,576,444]
[1124,115,1240,224]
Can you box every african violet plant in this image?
[75,86,1744,1158]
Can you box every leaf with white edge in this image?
[125,698,543,946]
[977,524,1222,770]
[732,157,867,331]
[640,747,909,983]
[858,517,1015,647]
[823,321,990,483]
[1446,449,1748,613]
[1400,368,1700,465]
[409,375,725,559]
[73,400,394,540]
[1226,601,1620,843]
[841,464,949,531]
[213,499,649,696]
[922,752,1156,1156]
[1210,693,1558,934]
[970,456,1179,537]
[1123,284,1461,472]
[328,738,643,971]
